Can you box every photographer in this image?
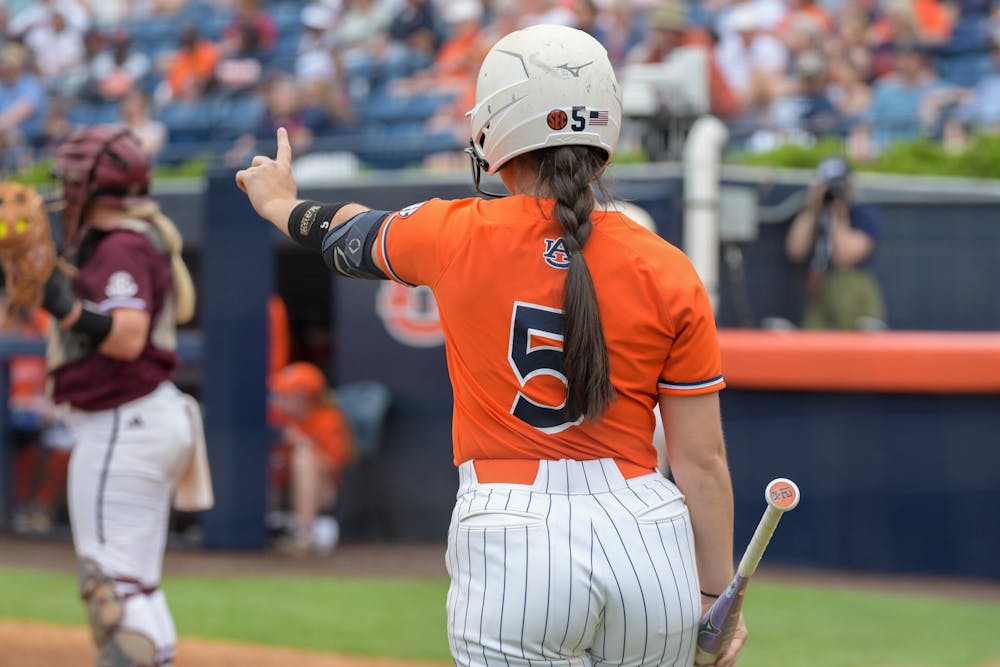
[785,157,887,330]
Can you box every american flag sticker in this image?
[589,109,609,125]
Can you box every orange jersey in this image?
[294,405,355,470]
[372,196,724,470]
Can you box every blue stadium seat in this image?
[211,95,264,139]
[936,53,994,87]
[936,16,991,56]
[158,101,214,143]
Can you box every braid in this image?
[536,146,614,420]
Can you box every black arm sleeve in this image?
[320,209,391,280]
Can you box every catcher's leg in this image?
[78,558,158,667]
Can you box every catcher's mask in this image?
[52,126,151,250]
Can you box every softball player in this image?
[238,25,745,667]
[42,126,199,667]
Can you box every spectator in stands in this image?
[296,4,338,84]
[937,27,1000,148]
[24,10,84,83]
[829,8,874,86]
[7,0,90,39]
[0,44,46,173]
[268,362,355,555]
[785,157,887,330]
[597,0,643,67]
[216,23,266,92]
[222,0,277,57]
[827,55,874,123]
[36,97,73,158]
[776,0,834,33]
[331,0,394,74]
[796,51,844,137]
[848,40,944,159]
[520,0,576,27]
[90,29,151,101]
[380,0,439,75]
[871,0,954,48]
[164,25,219,101]
[399,0,486,98]
[626,0,742,120]
[715,2,789,112]
[227,75,315,165]
[119,90,167,159]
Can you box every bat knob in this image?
[765,478,800,512]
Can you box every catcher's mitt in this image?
[0,182,57,328]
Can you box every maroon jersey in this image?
[51,226,177,410]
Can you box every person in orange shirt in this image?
[269,362,355,555]
[238,25,743,667]
[165,26,219,100]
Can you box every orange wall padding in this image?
[718,329,1000,394]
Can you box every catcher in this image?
[35,126,209,667]
[0,181,56,327]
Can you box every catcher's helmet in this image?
[53,125,150,248]
[466,25,623,195]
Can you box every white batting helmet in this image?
[467,25,623,183]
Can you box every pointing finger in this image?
[275,127,292,165]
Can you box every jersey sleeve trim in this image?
[98,297,147,311]
[377,213,417,287]
[657,375,725,393]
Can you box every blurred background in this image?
[1,0,998,610]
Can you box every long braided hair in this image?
[532,145,614,421]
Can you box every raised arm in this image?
[235,128,369,242]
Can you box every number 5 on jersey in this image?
[507,302,583,433]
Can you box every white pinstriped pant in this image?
[446,459,700,667]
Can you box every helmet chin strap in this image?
[465,140,510,199]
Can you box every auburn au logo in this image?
[376,282,444,348]
[543,237,571,269]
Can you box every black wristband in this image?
[287,200,348,252]
[70,303,113,345]
[700,590,721,599]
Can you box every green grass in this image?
[1,566,998,665]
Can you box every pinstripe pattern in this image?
[448,460,699,667]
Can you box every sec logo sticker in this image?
[376,282,444,348]
[547,109,568,130]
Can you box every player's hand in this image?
[235,127,299,226]
[700,609,748,667]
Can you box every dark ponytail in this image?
[534,145,615,421]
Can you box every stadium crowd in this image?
[1,0,999,172]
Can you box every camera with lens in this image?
[816,157,851,204]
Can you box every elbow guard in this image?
[321,210,390,280]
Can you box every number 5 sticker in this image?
[507,302,582,433]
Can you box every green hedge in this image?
[7,157,209,187]
[729,133,1000,179]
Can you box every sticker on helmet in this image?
[588,110,610,126]
[546,109,568,131]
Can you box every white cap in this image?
[728,3,760,32]
[442,0,483,24]
[301,4,332,30]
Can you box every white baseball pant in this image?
[66,381,195,665]
[447,458,701,667]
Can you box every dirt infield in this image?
[0,619,450,667]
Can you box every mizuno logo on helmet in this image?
[556,61,593,77]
